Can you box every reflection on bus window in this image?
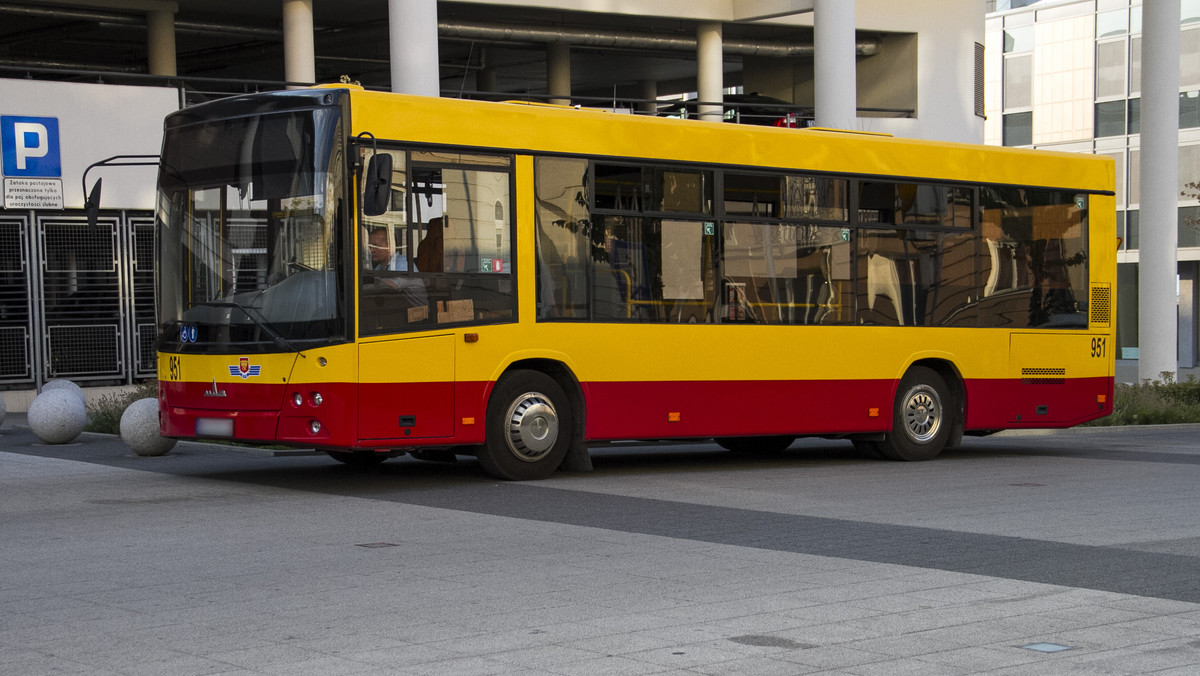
[855,228,978,327]
[978,187,1088,328]
[358,148,516,336]
[723,222,851,324]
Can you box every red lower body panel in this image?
[160,375,1112,450]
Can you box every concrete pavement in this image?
[3,415,1200,674]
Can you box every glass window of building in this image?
[1128,98,1140,134]
[1181,145,1200,199]
[1003,25,1034,53]
[1095,100,1127,137]
[1183,28,1200,88]
[1095,40,1127,98]
[1097,9,1129,37]
[1003,111,1033,146]
[1185,0,1200,24]
[1004,54,1033,109]
[1129,148,1141,206]
[1130,36,1141,94]
[1183,90,1200,129]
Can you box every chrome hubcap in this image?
[505,392,559,462]
[902,385,942,444]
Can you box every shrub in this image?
[85,380,158,434]
[1084,376,1200,426]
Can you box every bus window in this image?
[534,156,591,319]
[782,175,849,222]
[591,215,716,323]
[593,163,713,215]
[724,173,781,219]
[723,221,851,324]
[978,187,1088,329]
[359,149,515,336]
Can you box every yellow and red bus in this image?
[154,85,1115,480]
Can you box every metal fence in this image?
[0,210,156,389]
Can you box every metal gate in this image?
[0,209,156,388]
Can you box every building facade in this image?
[985,0,1200,377]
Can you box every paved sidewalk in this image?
[3,415,1200,675]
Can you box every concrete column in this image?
[696,22,723,122]
[547,41,571,106]
[388,0,440,96]
[813,0,857,129]
[638,80,658,115]
[1138,0,1181,382]
[282,0,315,86]
[146,9,176,77]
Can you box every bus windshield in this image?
[156,103,348,352]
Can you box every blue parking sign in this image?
[1,116,61,178]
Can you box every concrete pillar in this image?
[638,80,658,115]
[1138,0,1181,382]
[547,41,571,106]
[282,0,315,86]
[388,0,440,96]
[696,22,723,122]
[146,9,176,77]
[813,0,857,129]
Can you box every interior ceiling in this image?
[0,1,820,100]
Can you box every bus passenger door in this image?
[357,335,455,441]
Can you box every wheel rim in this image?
[901,384,942,444]
[504,392,559,462]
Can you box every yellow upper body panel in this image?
[347,89,1114,194]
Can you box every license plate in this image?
[196,417,234,438]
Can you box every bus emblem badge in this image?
[228,358,262,379]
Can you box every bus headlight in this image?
[309,419,322,434]
[292,393,303,407]
[310,392,323,407]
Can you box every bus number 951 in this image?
[1090,337,1106,358]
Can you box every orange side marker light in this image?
[868,408,880,417]
[668,412,681,422]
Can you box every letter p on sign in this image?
[1,116,61,177]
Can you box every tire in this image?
[715,436,795,455]
[877,366,954,461]
[478,370,571,481]
[327,450,390,467]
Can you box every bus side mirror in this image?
[85,179,102,228]
[362,153,392,217]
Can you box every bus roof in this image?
[345,88,1113,194]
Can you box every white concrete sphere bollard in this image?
[28,388,87,444]
[120,397,176,457]
[42,379,86,408]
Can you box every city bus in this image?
[153,85,1116,480]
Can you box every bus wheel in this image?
[715,436,795,455]
[878,366,952,462]
[327,451,390,467]
[479,370,571,481]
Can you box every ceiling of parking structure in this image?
[0,1,863,101]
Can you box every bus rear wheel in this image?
[877,366,953,462]
[478,370,571,481]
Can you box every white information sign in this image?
[4,177,63,209]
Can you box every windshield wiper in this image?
[194,301,306,357]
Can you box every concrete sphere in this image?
[28,388,87,444]
[120,397,176,457]
[42,379,86,407]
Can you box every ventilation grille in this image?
[974,42,985,118]
[1090,285,1111,327]
[1022,367,1066,385]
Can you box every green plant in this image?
[1083,375,1200,426]
[85,380,158,434]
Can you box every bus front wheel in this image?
[877,366,953,462]
[478,370,571,481]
